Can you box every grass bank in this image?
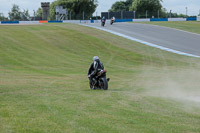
[0,23,200,133]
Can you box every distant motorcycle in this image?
[101,19,105,27]
[89,70,109,90]
[110,19,114,25]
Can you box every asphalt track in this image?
[86,22,200,57]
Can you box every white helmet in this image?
[93,56,99,61]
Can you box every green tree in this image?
[49,0,98,20]
[109,1,126,12]
[8,4,21,21]
[125,0,134,11]
[8,4,30,21]
[0,13,8,21]
[36,8,42,17]
[22,9,30,20]
[49,1,59,20]
[130,0,162,13]
[109,0,134,12]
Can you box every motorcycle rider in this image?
[88,56,104,90]
[111,16,115,22]
[101,16,106,23]
[110,16,115,25]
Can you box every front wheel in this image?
[99,77,108,90]
[110,21,113,25]
[89,81,93,90]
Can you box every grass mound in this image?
[0,23,200,133]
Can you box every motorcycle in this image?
[89,70,109,90]
[101,20,105,27]
[110,19,114,25]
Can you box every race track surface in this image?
[86,22,200,56]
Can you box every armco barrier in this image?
[63,20,80,23]
[150,18,168,21]
[115,19,132,22]
[1,21,19,24]
[132,18,150,22]
[94,20,101,23]
[39,20,48,23]
[19,21,40,24]
[168,18,186,21]
[187,17,197,21]
[48,21,63,23]
[0,17,199,25]
[80,20,91,23]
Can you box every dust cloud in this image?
[141,66,200,105]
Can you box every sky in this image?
[0,0,200,17]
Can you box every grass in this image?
[134,21,200,34]
[0,23,200,133]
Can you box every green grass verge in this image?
[0,23,200,133]
[134,21,200,34]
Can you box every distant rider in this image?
[101,16,106,23]
[111,16,115,22]
[88,56,104,89]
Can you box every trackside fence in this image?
[0,17,198,24]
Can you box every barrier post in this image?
[146,10,148,18]
[133,11,136,19]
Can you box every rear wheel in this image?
[100,77,108,90]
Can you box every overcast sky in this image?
[0,0,200,17]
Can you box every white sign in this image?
[56,6,67,15]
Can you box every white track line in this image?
[81,24,200,58]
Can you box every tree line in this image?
[0,0,98,21]
[49,0,98,20]
[0,0,194,21]
[0,4,42,21]
[109,0,189,18]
